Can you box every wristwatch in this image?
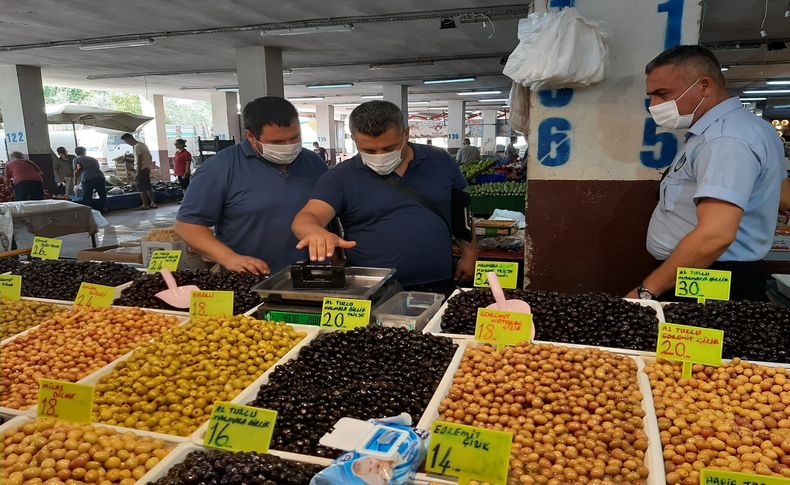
[637,286,657,300]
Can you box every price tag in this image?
[74,283,115,308]
[37,379,94,423]
[190,290,234,318]
[475,308,533,351]
[321,297,371,331]
[657,322,724,379]
[474,261,519,289]
[700,468,790,485]
[204,402,277,453]
[426,421,512,484]
[676,267,731,303]
[0,274,22,301]
[31,236,62,260]
[147,250,182,273]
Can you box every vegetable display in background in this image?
[465,181,526,197]
[460,159,497,182]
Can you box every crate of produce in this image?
[415,341,664,485]
[473,173,508,184]
[474,219,518,237]
[460,159,497,183]
[7,260,143,301]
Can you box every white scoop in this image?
[154,268,200,309]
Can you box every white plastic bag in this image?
[504,8,608,91]
[0,206,12,251]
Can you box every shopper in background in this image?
[292,100,477,294]
[505,136,520,162]
[176,96,327,275]
[456,138,481,164]
[73,146,107,213]
[4,151,44,201]
[121,133,157,210]
[173,139,192,190]
[313,142,328,163]
[54,147,75,196]
[627,45,783,301]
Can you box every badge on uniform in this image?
[673,153,687,172]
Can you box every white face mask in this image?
[254,139,302,165]
[649,78,706,130]
[360,142,405,175]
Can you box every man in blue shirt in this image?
[292,101,477,293]
[176,97,327,275]
[627,46,783,301]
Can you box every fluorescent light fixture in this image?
[720,67,729,71]
[458,90,501,96]
[408,101,431,105]
[217,87,239,92]
[427,107,449,111]
[740,97,767,101]
[423,77,476,85]
[743,89,790,94]
[79,38,155,50]
[307,83,354,89]
[360,95,384,99]
[289,97,325,101]
[369,60,436,69]
[478,98,509,102]
[333,103,360,107]
[272,24,353,36]
[767,80,790,85]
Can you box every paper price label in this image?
[147,250,182,273]
[475,308,533,350]
[321,297,371,331]
[204,402,277,453]
[657,322,724,375]
[676,267,731,302]
[0,275,22,301]
[190,291,234,318]
[74,283,115,308]
[426,421,512,484]
[474,261,519,289]
[31,236,62,260]
[700,468,790,485]
[37,379,94,424]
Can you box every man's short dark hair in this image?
[313,141,319,146]
[75,146,86,156]
[175,138,186,146]
[645,45,725,86]
[56,146,67,154]
[463,138,470,144]
[349,101,405,137]
[242,97,299,136]
[510,136,517,142]
[120,133,134,141]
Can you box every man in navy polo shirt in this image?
[292,100,477,293]
[176,97,327,275]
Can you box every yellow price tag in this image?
[190,290,234,317]
[31,236,62,260]
[321,297,371,331]
[147,250,182,273]
[37,379,94,424]
[475,308,533,350]
[657,323,724,379]
[74,283,115,308]
[0,274,22,301]
[676,267,731,303]
[204,402,277,453]
[426,421,512,484]
[700,468,790,485]
[474,261,519,289]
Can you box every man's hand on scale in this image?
[296,229,357,262]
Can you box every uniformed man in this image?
[627,45,783,301]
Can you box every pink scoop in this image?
[485,271,535,339]
[154,268,200,309]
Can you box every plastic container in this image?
[373,291,444,331]
[772,273,790,299]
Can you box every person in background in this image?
[4,151,44,201]
[455,138,481,164]
[73,146,107,213]
[505,136,520,162]
[313,142,328,164]
[627,45,783,302]
[54,147,75,196]
[176,96,327,275]
[426,139,433,146]
[120,133,157,210]
[173,139,192,191]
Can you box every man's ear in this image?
[699,76,715,96]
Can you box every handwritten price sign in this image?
[657,322,724,379]
[321,297,371,331]
[475,308,533,351]
[676,267,731,303]
[700,468,790,485]
[147,250,182,273]
[426,421,512,484]
[31,237,62,260]
[204,402,277,453]
[74,283,115,308]
[0,275,22,301]
[190,291,234,318]
[37,379,94,423]
[474,261,519,289]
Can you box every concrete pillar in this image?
[0,65,55,190]
[140,94,169,181]
[382,84,408,125]
[210,91,241,141]
[481,110,498,156]
[236,46,284,108]
[447,100,466,153]
[316,103,336,164]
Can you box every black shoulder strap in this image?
[378,173,452,233]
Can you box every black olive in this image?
[11,260,143,300]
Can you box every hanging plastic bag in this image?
[504,8,608,91]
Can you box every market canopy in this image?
[0,104,152,133]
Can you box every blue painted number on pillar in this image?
[550,0,575,8]
[538,89,574,108]
[658,0,684,49]
[538,118,572,167]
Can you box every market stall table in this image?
[4,200,100,247]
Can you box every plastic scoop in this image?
[485,271,535,339]
[154,268,200,309]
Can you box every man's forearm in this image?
[459,233,478,259]
[174,221,236,263]
[292,212,329,240]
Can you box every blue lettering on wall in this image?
[550,0,575,8]
[658,0,684,49]
[538,89,574,108]
[538,118,572,167]
[640,98,678,169]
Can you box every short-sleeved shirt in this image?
[134,142,153,171]
[505,143,519,160]
[73,156,104,182]
[647,97,784,262]
[456,145,481,164]
[174,149,192,176]
[54,155,74,180]
[5,159,42,184]
[177,139,327,273]
[310,143,468,287]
